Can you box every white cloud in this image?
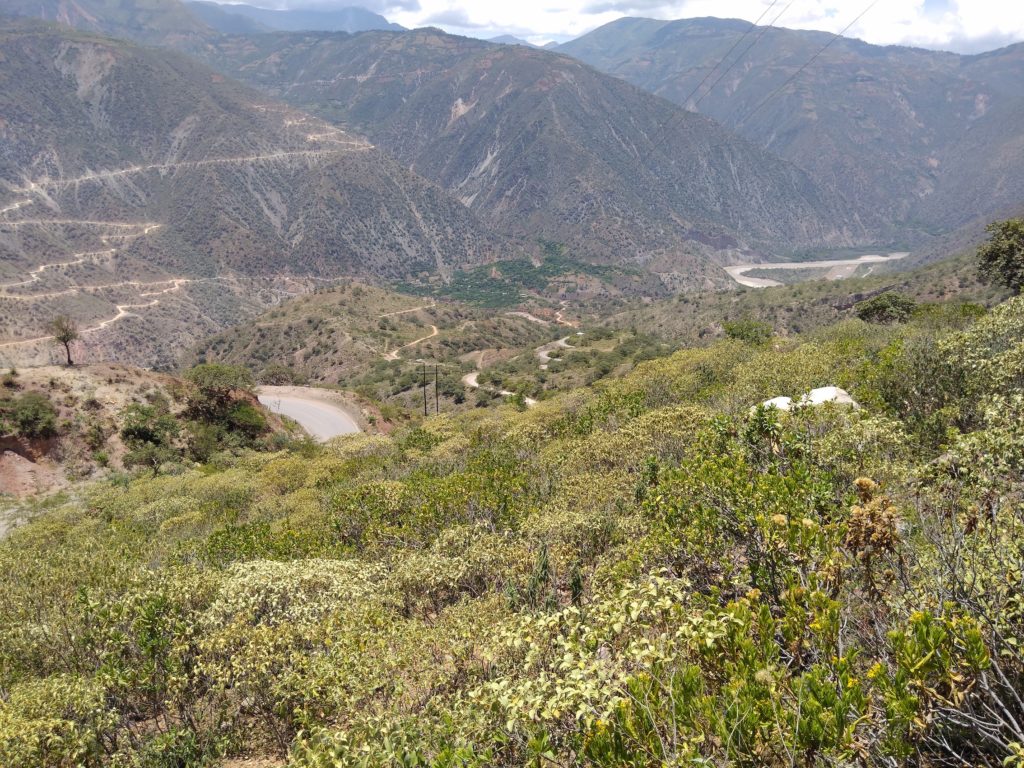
[380,0,1024,51]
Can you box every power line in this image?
[691,0,796,110]
[643,0,778,163]
[736,0,880,129]
[679,0,781,109]
[639,0,787,168]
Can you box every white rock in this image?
[753,387,860,415]
[760,396,794,411]
[799,386,860,409]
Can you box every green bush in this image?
[723,317,774,344]
[2,296,1024,767]
[0,391,58,438]
[854,291,918,323]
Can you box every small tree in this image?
[855,292,918,324]
[184,364,254,422]
[723,318,774,345]
[120,403,180,474]
[47,315,80,366]
[977,218,1024,294]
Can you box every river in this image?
[725,253,910,288]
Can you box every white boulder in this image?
[799,386,860,409]
[756,386,860,413]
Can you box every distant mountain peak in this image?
[556,15,1024,236]
[489,35,539,48]
[185,2,403,33]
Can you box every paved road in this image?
[257,387,362,441]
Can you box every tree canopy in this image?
[855,291,917,323]
[46,314,80,366]
[977,218,1024,293]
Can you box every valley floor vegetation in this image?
[1,292,1023,767]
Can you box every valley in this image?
[724,252,910,288]
[195,27,871,269]
[0,4,1023,768]
[1,14,1006,372]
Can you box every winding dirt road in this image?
[536,336,573,370]
[0,199,31,217]
[8,148,372,195]
[461,370,538,407]
[378,300,436,319]
[383,325,438,361]
[555,301,579,328]
[0,249,117,291]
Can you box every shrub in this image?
[120,403,181,473]
[976,218,1024,293]
[185,363,255,422]
[723,318,774,344]
[0,675,117,767]
[940,295,1024,396]
[855,291,917,323]
[0,391,58,438]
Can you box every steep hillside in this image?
[187,281,558,412]
[0,21,508,367]
[197,28,870,274]
[557,18,1024,236]
[1,0,213,44]
[186,2,402,33]
[4,293,1024,766]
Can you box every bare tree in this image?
[47,314,80,366]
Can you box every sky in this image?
[221,0,1024,52]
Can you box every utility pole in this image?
[422,361,427,417]
[435,364,439,414]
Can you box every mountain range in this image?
[0,20,506,365]
[195,28,867,275]
[1,0,213,44]
[556,17,1024,236]
[185,2,402,35]
[1,0,1023,368]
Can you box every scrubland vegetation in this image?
[611,251,1008,342]
[0,363,286,494]
[398,245,661,309]
[2,289,1023,767]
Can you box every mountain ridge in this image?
[186,2,403,34]
[194,27,873,278]
[1,0,214,44]
[556,16,1024,236]
[0,20,511,366]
